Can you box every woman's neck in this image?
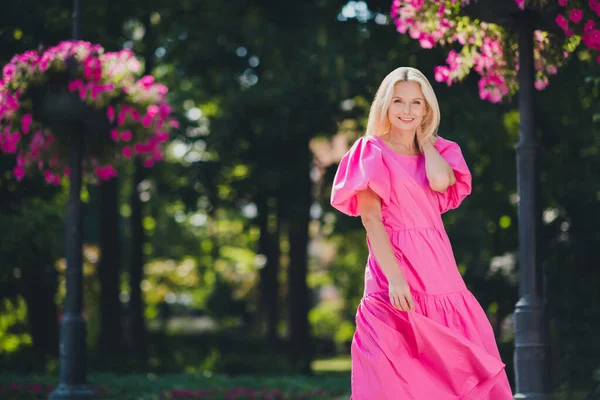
[383,131,418,154]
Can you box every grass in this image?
[311,355,351,374]
[0,354,595,400]
[0,356,352,400]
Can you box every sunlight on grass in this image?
[312,355,352,374]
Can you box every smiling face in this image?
[387,80,428,135]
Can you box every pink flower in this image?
[143,159,154,168]
[446,50,461,71]
[569,9,583,23]
[3,64,16,81]
[409,27,421,40]
[0,131,20,153]
[39,58,49,72]
[434,66,451,84]
[142,105,159,127]
[95,165,117,180]
[44,170,55,185]
[583,29,600,50]
[13,165,25,180]
[110,128,119,141]
[156,84,168,96]
[584,19,596,34]
[83,56,102,82]
[515,0,525,10]
[68,79,84,93]
[159,103,173,119]
[122,146,132,158]
[138,75,155,88]
[117,106,128,126]
[437,2,446,16]
[129,109,141,122]
[534,78,549,90]
[142,114,154,128]
[90,84,103,99]
[121,130,133,142]
[419,35,436,49]
[395,19,409,34]
[558,0,568,5]
[21,114,32,134]
[107,105,115,122]
[156,132,169,142]
[134,143,148,153]
[555,14,569,30]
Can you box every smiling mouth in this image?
[398,117,414,122]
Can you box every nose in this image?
[403,102,410,113]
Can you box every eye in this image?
[394,99,403,103]
[413,101,421,105]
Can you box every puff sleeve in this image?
[330,137,391,217]
[434,137,472,213]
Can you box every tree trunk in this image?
[257,195,281,341]
[129,161,148,367]
[21,262,58,358]
[98,177,124,363]
[286,142,313,374]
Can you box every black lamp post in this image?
[461,1,556,398]
[48,0,96,398]
[512,10,551,400]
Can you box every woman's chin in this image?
[391,123,417,133]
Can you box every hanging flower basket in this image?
[390,0,599,103]
[0,40,178,184]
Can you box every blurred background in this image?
[1,0,599,399]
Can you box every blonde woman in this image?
[330,67,513,399]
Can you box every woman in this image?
[330,67,513,399]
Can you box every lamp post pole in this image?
[512,9,551,400]
[49,0,96,398]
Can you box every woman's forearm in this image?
[362,217,406,283]
[421,139,455,193]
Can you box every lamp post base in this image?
[513,296,551,400]
[514,394,551,400]
[49,384,96,400]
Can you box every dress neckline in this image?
[371,135,422,159]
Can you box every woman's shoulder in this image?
[434,135,463,153]
[350,134,380,147]
[349,135,386,153]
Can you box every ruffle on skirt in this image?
[350,291,513,400]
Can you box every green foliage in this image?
[0,298,31,354]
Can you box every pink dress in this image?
[330,135,513,400]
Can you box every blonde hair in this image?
[365,67,440,147]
